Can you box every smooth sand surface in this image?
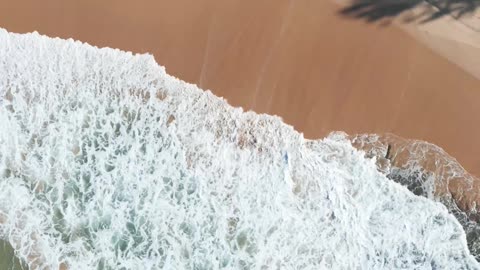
[386,1,480,80]
[0,0,479,177]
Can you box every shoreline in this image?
[2,0,478,176]
[0,26,480,266]
[1,0,480,267]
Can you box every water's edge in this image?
[1,28,478,269]
[350,132,480,260]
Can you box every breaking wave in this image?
[0,29,478,269]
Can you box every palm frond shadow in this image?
[339,0,480,24]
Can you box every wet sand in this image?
[350,132,480,258]
[0,0,479,175]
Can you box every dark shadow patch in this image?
[340,0,480,24]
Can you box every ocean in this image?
[0,29,478,269]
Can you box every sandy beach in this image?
[2,0,478,177]
[0,0,478,176]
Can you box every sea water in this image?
[0,29,478,269]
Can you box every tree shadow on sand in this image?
[339,0,480,24]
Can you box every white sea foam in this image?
[0,29,478,269]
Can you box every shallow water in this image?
[351,133,480,261]
[0,240,26,270]
[0,29,478,269]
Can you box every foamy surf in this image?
[351,133,480,262]
[0,29,478,269]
